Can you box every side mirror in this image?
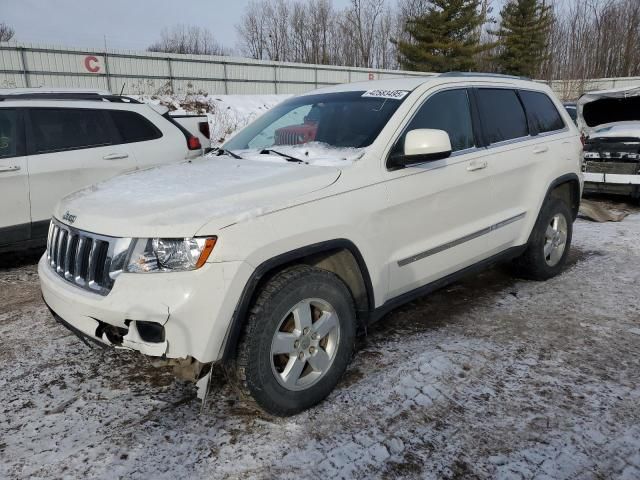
[389,129,452,169]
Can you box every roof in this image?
[304,73,547,96]
[0,88,140,104]
[0,87,111,96]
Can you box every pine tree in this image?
[492,0,553,77]
[394,0,490,72]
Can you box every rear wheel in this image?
[228,265,356,416]
[513,197,573,280]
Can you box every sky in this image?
[0,0,357,53]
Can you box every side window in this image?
[476,89,528,144]
[29,108,112,154]
[400,89,475,153]
[108,110,162,144]
[520,90,565,133]
[0,109,20,159]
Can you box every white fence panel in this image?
[2,42,640,99]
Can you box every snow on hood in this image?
[55,156,341,238]
[578,86,640,135]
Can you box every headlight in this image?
[125,237,216,273]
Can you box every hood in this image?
[578,86,640,136]
[55,156,341,238]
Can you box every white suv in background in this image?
[39,75,582,416]
[0,89,203,253]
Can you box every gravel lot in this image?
[1,202,640,480]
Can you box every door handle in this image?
[103,153,129,160]
[467,160,488,171]
[0,165,21,173]
[533,146,549,154]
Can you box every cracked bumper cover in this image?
[38,254,252,363]
[583,172,640,185]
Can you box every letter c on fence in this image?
[84,56,100,73]
[369,73,375,80]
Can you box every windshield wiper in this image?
[213,147,243,159]
[260,148,307,163]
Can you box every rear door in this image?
[106,109,189,167]
[25,107,136,230]
[472,88,536,253]
[0,108,30,246]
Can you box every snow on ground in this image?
[2,205,640,479]
[134,93,291,145]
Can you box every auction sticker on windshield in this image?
[362,90,410,100]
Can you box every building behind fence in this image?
[2,42,640,100]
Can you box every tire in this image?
[512,197,573,280]
[227,265,356,416]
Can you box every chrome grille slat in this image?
[50,225,60,267]
[74,236,86,285]
[86,240,100,289]
[56,230,67,273]
[47,222,54,262]
[46,218,129,296]
[64,233,77,280]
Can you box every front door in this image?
[381,88,496,301]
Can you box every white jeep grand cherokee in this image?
[40,74,582,416]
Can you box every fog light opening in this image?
[95,321,128,345]
[135,321,166,343]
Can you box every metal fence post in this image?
[273,64,278,94]
[19,47,30,88]
[223,61,229,95]
[167,57,175,94]
[103,50,112,93]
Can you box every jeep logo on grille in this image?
[62,211,77,224]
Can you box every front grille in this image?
[47,219,131,296]
[275,129,302,145]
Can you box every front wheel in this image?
[228,265,356,416]
[513,197,573,280]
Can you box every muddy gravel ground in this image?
[1,205,640,480]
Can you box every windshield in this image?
[224,90,410,152]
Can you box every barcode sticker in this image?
[361,89,410,100]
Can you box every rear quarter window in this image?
[476,89,528,144]
[108,110,162,143]
[520,91,565,133]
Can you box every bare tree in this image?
[236,0,396,68]
[263,0,291,61]
[236,1,268,60]
[309,0,334,64]
[541,0,640,86]
[0,23,15,42]
[148,25,228,56]
[346,0,385,67]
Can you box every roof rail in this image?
[439,72,531,81]
[0,92,141,103]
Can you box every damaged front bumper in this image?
[583,170,640,196]
[38,253,251,364]
[583,142,640,196]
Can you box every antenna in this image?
[119,83,126,96]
